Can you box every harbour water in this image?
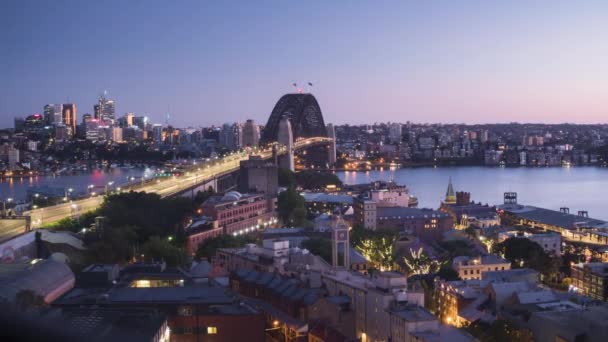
[337,166,608,221]
[0,168,150,202]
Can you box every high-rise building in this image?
[81,113,92,124]
[54,124,69,141]
[8,145,19,170]
[388,123,402,143]
[133,116,148,130]
[125,113,134,126]
[94,93,116,123]
[242,119,260,147]
[152,124,163,144]
[112,127,123,143]
[85,120,99,141]
[44,104,63,125]
[219,122,243,150]
[62,104,77,137]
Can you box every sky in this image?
[1,0,607,127]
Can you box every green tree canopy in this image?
[277,187,307,226]
[301,238,332,263]
[493,237,560,279]
[278,168,296,188]
[141,236,188,267]
[295,170,343,190]
[195,234,257,260]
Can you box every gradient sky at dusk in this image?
[1,0,607,127]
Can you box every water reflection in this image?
[337,167,608,221]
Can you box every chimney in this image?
[560,207,570,214]
[578,211,589,218]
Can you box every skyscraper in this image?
[43,104,63,125]
[62,103,77,137]
[152,124,163,144]
[94,92,115,123]
[242,119,260,147]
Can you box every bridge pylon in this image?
[326,123,337,167]
[277,116,295,172]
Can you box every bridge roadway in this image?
[0,137,333,242]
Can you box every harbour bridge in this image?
[0,93,335,242]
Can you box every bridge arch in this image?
[261,93,327,144]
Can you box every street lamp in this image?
[2,198,13,216]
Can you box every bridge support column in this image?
[277,116,294,172]
[326,123,337,167]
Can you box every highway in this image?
[0,147,271,242]
[0,138,331,242]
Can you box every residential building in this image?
[452,255,511,280]
[242,119,260,147]
[570,262,608,301]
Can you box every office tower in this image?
[152,124,163,144]
[44,104,63,125]
[94,93,116,123]
[62,103,77,137]
[43,104,54,125]
[242,119,260,147]
[82,113,92,123]
[126,113,134,126]
[133,116,148,130]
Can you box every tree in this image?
[98,192,195,243]
[141,236,188,267]
[356,235,397,271]
[278,168,296,188]
[464,225,477,239]
[295,170,343,190]
[301,238,332,263]
[403,247,443,275]
[493,237,560,280]
[86,224,137,264]
[277,187,307,226]
[464,319,526,342]
[194,187,215,205]
[436,265,461,281]
[195,234,257,260]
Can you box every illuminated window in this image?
[207,327,217,334]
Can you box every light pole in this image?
[106,181,114,194]
[2,198,13,216]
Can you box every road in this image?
[0,138,330,242]
[0,146,276,242]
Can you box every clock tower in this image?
[332,216,350,269]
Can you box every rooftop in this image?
[377,207,450,219]
[390,304,436,322]
[500,204,608,230]
[301,192,353,204]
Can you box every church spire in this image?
[445,177,456,204]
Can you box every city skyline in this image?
[2,0,608,128]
